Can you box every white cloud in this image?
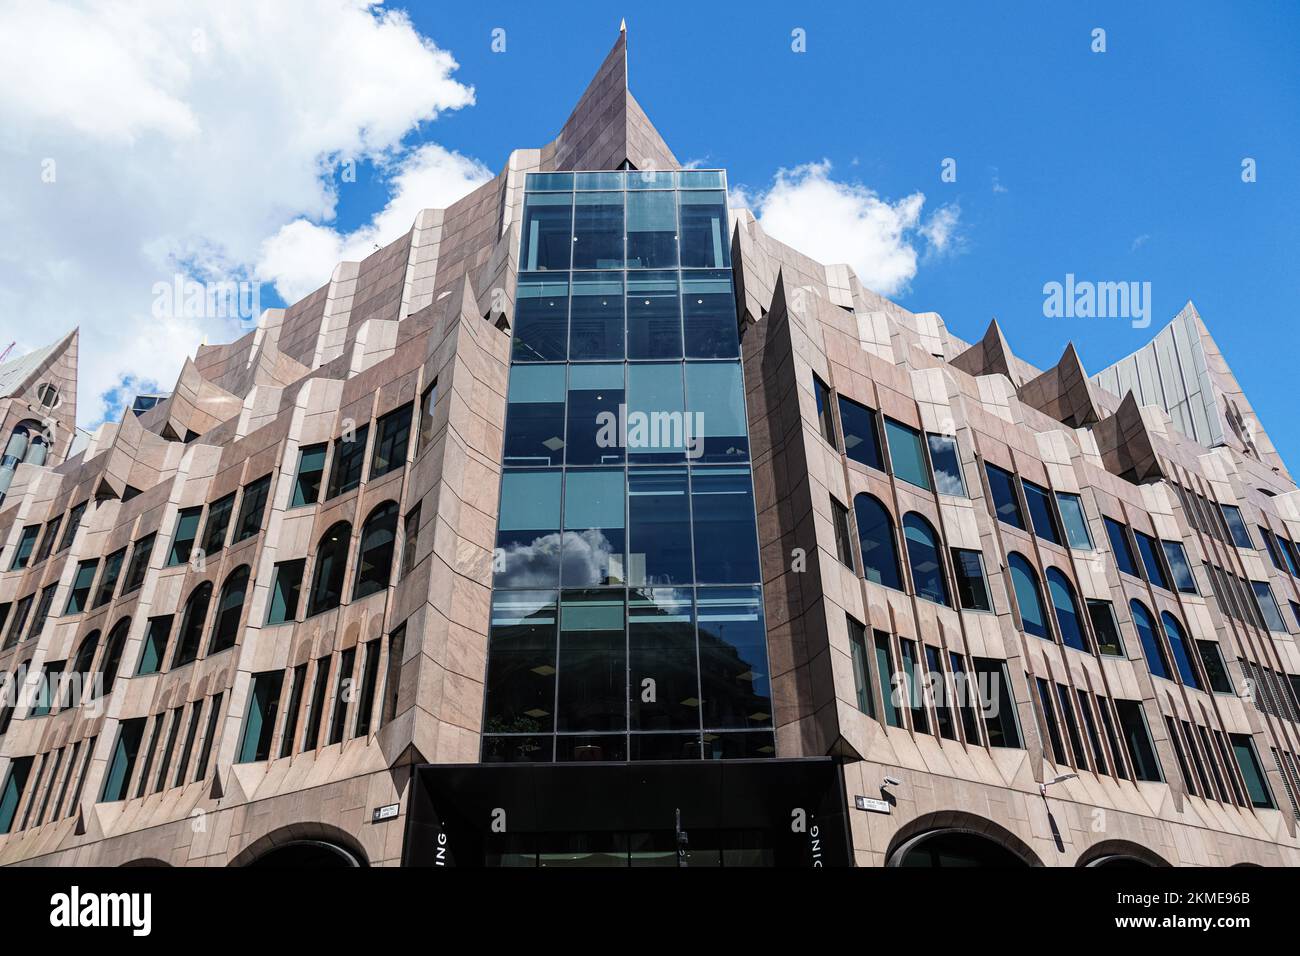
[0,1,478,426]
[735,161,960,297]
[256,143,491,302]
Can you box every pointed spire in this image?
[1018,341,1103,429]
[951,318,1022,385]
[620,17,627,32]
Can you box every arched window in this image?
[308,522,352,616]
[902,513,949,606]
[352,502,399,600]
[1129,600,1171,680]
[99,618,130,696]
[1159,611,1201,689]
[71,631,99,678]
[1007,553,1049,640]
[854,494,902,590]
[171,581,213,668]
[207,566,250,656]
[1045,568,1088,652]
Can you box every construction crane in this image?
[0,341,14,364]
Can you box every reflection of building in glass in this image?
[0,26,1297,869]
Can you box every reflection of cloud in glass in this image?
[934,471,965,497]
[496,530,616,588]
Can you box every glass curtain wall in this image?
[487,170,772,763]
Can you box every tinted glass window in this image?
[629,589,697,731]
[370,404,413,479]
[698,587,771,729]
[837,395,882,469]
[813,374,835,446]
[1133,530,1170,589]
[683,271,739,358]
[926,434,966,496]
[514,274,570,363]
[171,582,212,668]
[168,506,202,565]
[326,425,369,499]
[626,271,681,359]
[93,549,125,608]
[1161,539,1196,593]
[951,549,992,611]
[291,444,326,507]
[565,364,624,465]
[627,468,692,586]
[572,191,623,269]
[984,463,1024,529]
[884,419,930,490]
[685,362,748,463]
[1055,492,1093,549]
[267,560,305,625]
[1129,600,1171,680]
[561,470,625,587]
[1231,733,1274,808]
[1087,600,1124,656]
[352,503,399,599]
[847,616,872,717]
[1196,640,1233,694]
[626,190,678,269]
[200,493,235,555]
[556,591,625,733]
[1104,517,1140,577]
[503,364,566,467]
[854,494,901,590]
[233,475,272,543]
[1008,553,1049,640]
[1046,568,1087,651]
[626,363,685,463]
[1115,699,1162,782]
[875,632,901,727]
[569,272,624,360]
[691,467,760,585]
[307,522,351,616]
[1252,581,1287,632]
[207,566,249,655]
[495,469,562,588]
[679,190,729,268]
[1219,504,1254,549]
[903,513,949,606]
[519,192,572,271]
[1160,611,1200,689]
[1022,481,1061,546]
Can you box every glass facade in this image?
[484,171,771,763]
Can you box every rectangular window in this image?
[685,361,748,463]
[58,501,86,552]
[200,492,235,555]
[99,718,145,803]
[326,426,370,499]
[238,671,284,763]
[34,516,62,564]
[561,469,626,586]
[1219,504,1254,549]
[520,191,573,271]
[1097,698,1129,780]
[884,419,931,491]
[899,639,929,734]
[503,364,565,467]
[974,659,1021,748]
[301,657,331,752]
[627,271,681,359]
[233,474,272,543]
[1022,481,1062,546]
[571,271,627,360]
[1104,517,1140,577]
[690,467,761,585]
[847,616,873,717]
[266,560,305,625]
[1196,640,1233,694]
[926,433,966,496]
[1211,730,1245,805]
[279,665,307,758]
[1161,539,1197,593]
[381,624,407,727]
[874,631,901,728]
[291,444,327,507]
[1115,699,1163,782]
[29,583,57,639]
[951,548,992,611]
[0,757,32,834]
[836,395,883,470]
[173,702,204,786]
[626,189,678,269]
[1035,677,1067,765]
[573,190,624,269]
[194,692,223,782]
[167,506,202,565]
[401,504,421,577]
[831,497,855,569]
[1260,527,1289,573]
[10,525,39,570]
[515,274,570,361]
[353,641,382,738]
[328,648,356,745]
[557,591,627,733]
[135,615,172,676]
[1076,689,1107,774]
[984,463,1024,529]
[566,363,625,463]
[1252,581,1288,632]
[950,653,982,744]
[812,374,836,446]
[3,595,32,650]
[1231,734,1274,809]
[122,533,155,594]
[1055,683,1087,769]
[1055,492,1093,549]
[682,270,738,359]
[496,469,563,588]
[927,646,956,740]
[29,659,64,716]
[370,403,413,479]
[679,189,729,268]
[92,547,126,608]
[417,379,438,455]
[1133,530,1171,590]
[64,560,98,615]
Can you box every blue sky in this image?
[327,0,1299,464]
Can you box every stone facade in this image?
[1,26,1297,867]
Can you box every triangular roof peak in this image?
[549,25,678,172]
